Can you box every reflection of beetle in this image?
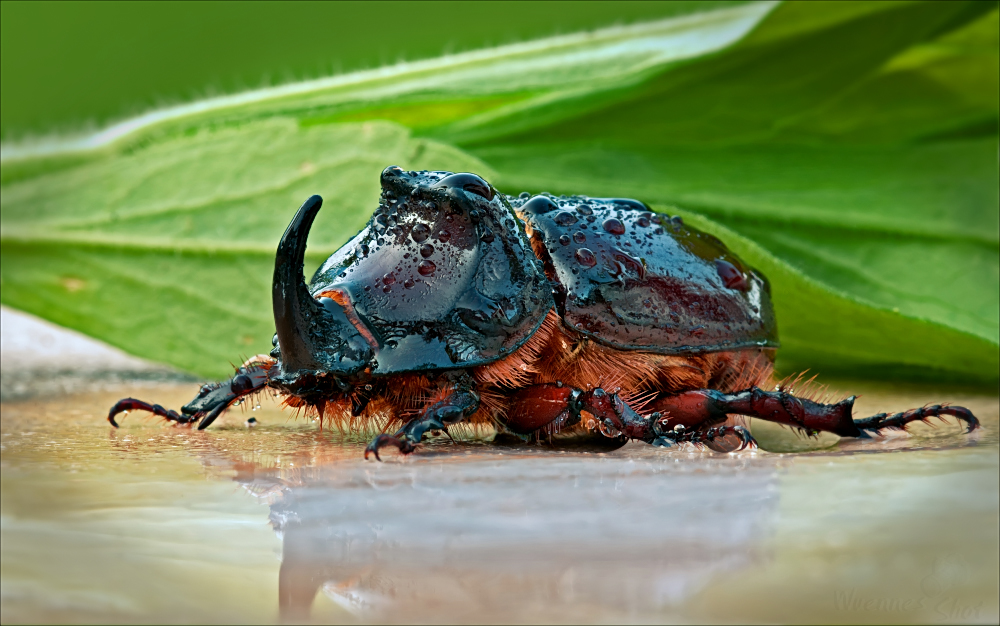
[109,167,978,458]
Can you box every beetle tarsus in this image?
[653,425,758,450]
[854,404,979,435]
[364,434,415,461]
[108,398,196,427]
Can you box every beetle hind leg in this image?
[648,387,979,441]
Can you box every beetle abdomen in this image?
[513,194,778,354]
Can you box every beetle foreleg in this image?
[107,398,196,426]
[107,361,273,430]
[364,373,480,460]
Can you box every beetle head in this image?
[269,195,373,401]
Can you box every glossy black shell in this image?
[309,168,553,375]
[512,194,778,354]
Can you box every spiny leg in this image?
[364,372,480,460]
[649,387,979,439]
[854,404,979,435]
[108,398,196,426]
[108,361,274,430]
[500,383,755,450]
[650,424,757,450]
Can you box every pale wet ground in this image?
[1,309,998,624]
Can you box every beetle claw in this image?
[364,434,415,461]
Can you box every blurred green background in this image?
[0,1,735,138]
[1,1,998,384]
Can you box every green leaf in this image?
[2,1,997,384]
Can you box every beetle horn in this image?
[272,195,326,372]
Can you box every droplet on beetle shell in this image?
[558,234,571,246]
[411,223,430,243]
[575,248,597,267]
[403,278,415,289]
[603,218,625,235]
[521,196,558,215]
[573,231,586,243]
[577,204,593,215]
[555,211,578,226]
[418,260,437,276]
[383,273,396,285]
[438,230,451,243]
[715,259,748,291]
[420,243,434,258]
[636,216,650,228]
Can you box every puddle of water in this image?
[2,381,997,623]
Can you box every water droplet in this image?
[555,211,578,226]
[420,243,434,258]
[404,278,415,289]
[521,196,558,215]
[383,273,396,285]
[575,248,597,267]
[480,227,495,243]
[382,286,392,294]
[577,204,593,216]
[411,223,430,243]
[558,234,571,246]
[438,230,451,243]
[418,260,437,276]
[603,218,625,235]
[573,231,586,244]
[636,217,650,228]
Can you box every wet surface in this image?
[2,378,997,624]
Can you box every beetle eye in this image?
[433,173,494,201]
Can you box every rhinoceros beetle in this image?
[109,167,979,458]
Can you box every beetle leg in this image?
[648,388,979,439]
[503,383,581,435]
[364,373,480,460]
[651,425,757,450]
[501,384,759,451]
[107,361,274,430]
[107,398,196,426]
[502,384,644,444]
[853,404,979,435]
